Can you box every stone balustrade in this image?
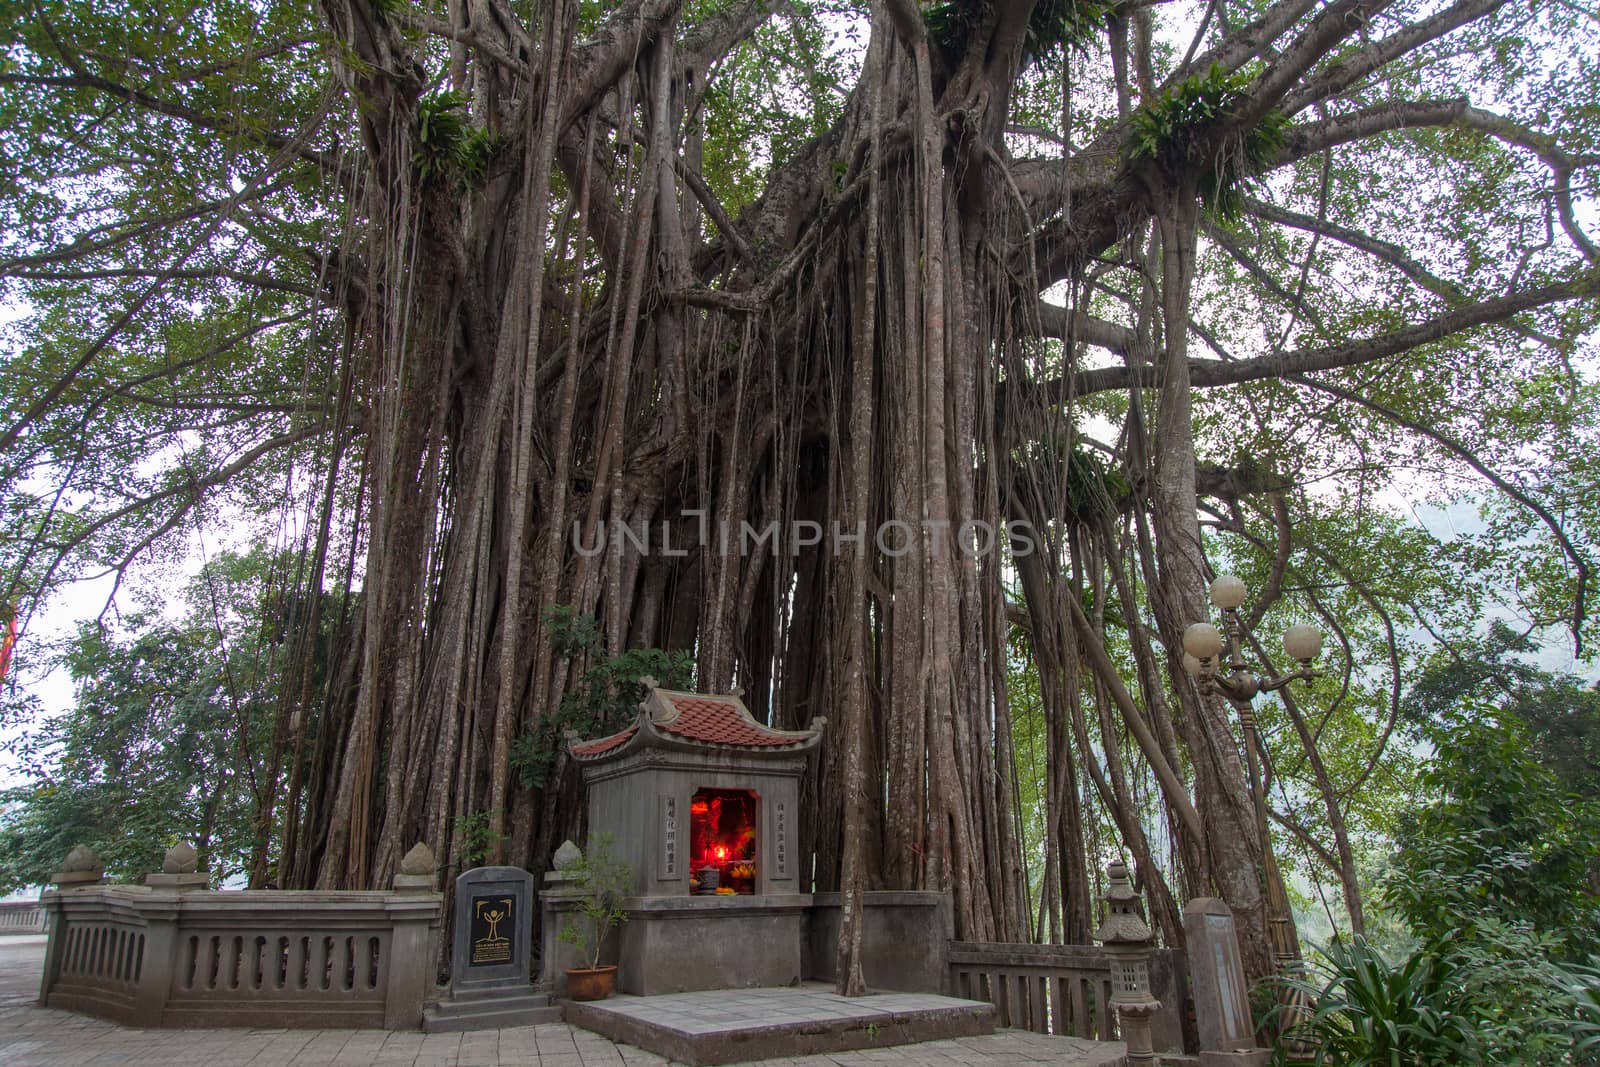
[0,900,46,934]
[38,860,441,1030]
[946,941,1188,1053]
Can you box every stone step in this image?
[422,989,562,1032]
[562,984,1001,1065]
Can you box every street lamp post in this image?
[1180,575,1323,985]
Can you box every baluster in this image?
[1048,975,1066,1035]
[1070,974,1089,1038]
[248,936,262,990]
[314,936,332,990]
[222,935,241,990]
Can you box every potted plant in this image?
[559,834,631,1000]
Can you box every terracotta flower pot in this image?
[565,965,618,1001]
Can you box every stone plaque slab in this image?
[658,795,681,880]
[1183,897,1258,1053]
[452,866,534,994]
[772,799,789,878]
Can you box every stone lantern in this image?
[1093,859,1160,1065]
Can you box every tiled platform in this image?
[0,936,1129,1065]
[562,984,1002,1065]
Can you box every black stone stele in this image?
[422,865,560,1032]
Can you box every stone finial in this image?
[399,842,436,876]
[147,842,208,891]
[63,845,101,872]
[552,840,583,871]
[162,843,198,874]
[53,845,105,887]
[392,841,438,893]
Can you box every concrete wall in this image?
[540,889,954,998]
[804,892,952,994]
[617,895,809,994]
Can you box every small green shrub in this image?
[557,834,632,970]
[451,810,496,867]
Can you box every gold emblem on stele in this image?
[472,897,514,964]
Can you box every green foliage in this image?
[1570,960,1600,1063]
[451,810,496,868]
[1273,929,1596,1065]
[414,91,497,186]
[924,0,1114,67]
[1404,621,1600,801]
[1009,440,1130,522]
[509,606,693,788]
[1387,711,1600,960]
[1272,935,1479,1066]
[0,546,331,891]
[1128,65,1288,218]
[557,833,632,970]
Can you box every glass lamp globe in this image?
[1183,622,1223,659]
[1209,574,1248,610]
[1181,652,1205,675]
[1283,623,1323,663]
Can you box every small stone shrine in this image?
[1183,897,1271,1066]
[553,682,825,994]
[423,865,560,1032]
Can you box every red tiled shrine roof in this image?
[568,725,636,757]
[566,687,823,761]
[660,697,808,747]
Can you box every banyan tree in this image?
[3,0,1597,992]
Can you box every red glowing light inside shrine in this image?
[689,787,758,895]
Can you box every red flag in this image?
[0,608,16,683]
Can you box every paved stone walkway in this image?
[0,936,1126,1066]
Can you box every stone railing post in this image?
[386,843,443,1030]
[39,846,105,1006]
[134,893,181,1022]
[537,840,585,994]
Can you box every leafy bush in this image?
[557,834,632,970]
[1387,715,1600,961]
[1568,960,1600,1065]
[509,605,693,788]
[1272,935,1478,1066]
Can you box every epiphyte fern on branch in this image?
[1128,64,1288,219]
